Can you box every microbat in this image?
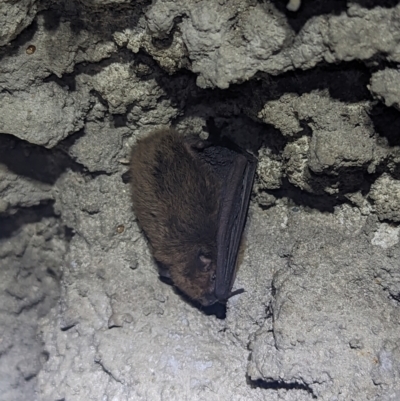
[130,128,256,306]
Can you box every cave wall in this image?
[1,1,400,400]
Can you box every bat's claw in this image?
[227,288,245,299]
[200,292,219,306]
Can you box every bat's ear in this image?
[199,254,212,272]
[156,262,171,279]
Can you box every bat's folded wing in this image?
[197,140,257,301]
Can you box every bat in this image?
[130,128,257,306]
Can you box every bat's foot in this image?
[227,288,245,299]
[199,292,219,306]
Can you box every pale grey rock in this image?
[179,1,289,89]
[369,173,400,222]
[345,191,374,216]
[37,173,273,401]
[1,1,400,401]
[260,91,386,195]
[369,69,400,110]
[144,0,290,88]
[258,93,303,138]
[286,0,301,13]
[175,115,209,138]
[308,124,374,173]
[0,163,52,211]
[256,148,284,190]
[248,204,400,401]
[53,171,136,250]
[260,92,376,173]
[115,24,190,74]
[371,223,400,250]
[326,3,400,64]
[282,136,312,192]
[68,121,130,174]
[142,1,400,89]
[0,82,90,148]
[0,0,39,47]
[224,203,289,347]
[0,12,117,91]
[0,217,66,401]
[80,61,178,126]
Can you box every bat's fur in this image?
[130,128,221,305]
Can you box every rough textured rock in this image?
[1,1,400,401]
[0,82,90,148]
[0,163,52,211]
[369,173,400,222]
[0,216,66,401]
[248,205,400,401]
[137,1,400,89]
[369,69,400,110]
[259,91,387,196]
[0,0,40,47]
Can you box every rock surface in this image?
[0,1,399,401]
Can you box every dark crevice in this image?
[0,129,109,186]
[46,267,60,279]
[64,226,75,242]
[0,132,81,185]
[85,169,114,180]
[369,103,400,147]
[263,178,343,213]
[42,48,135,91]
[197,300,227,319]
[254,61,373,104]
[390,292,400,303]
[121,170,131,184]
[15,296,46,315]
[43,70,78,92]
[95,359,123,384]
[60,324,76,332]
[155,61,373,136]
[38,44,373,149]
[248,376,317,398]
[379,219,400,228]
[207,115,285,155]
[42,8,62,31]
[260,159,383,213]
[41,351,50,363]
[89,89,110,109]
[55,129,86,154]
[24,373,38,382]
[390,161,400,181]
[42,0,151,37]
[113,113,128,128]
[0,201,57,239]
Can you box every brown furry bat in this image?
[130,128,256,306]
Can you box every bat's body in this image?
[130,128,256,306]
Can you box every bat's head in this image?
[170,247,218,306]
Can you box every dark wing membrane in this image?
[193,138,257,301]
[215,151,257,300]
